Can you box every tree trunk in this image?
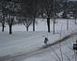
[9,24,12,34]
[26,26,29,31]
[33,18,35,31]
[2,22,5,32]
[53,19,55,34]
[2,16,5,32]
[47,17,50,32]
[67,19,69,30]
[9,16,13,35]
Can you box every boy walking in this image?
[44,37,48,45]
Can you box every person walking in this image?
[76,40,77,44]
[44,37,48,45]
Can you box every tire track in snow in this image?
[0,32,77,61]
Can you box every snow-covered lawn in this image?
[0,19,77,61]
[0,31,61,57]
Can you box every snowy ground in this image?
[0,19,77,61]
[11,35,77,61]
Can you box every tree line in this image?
[0,0,77,34]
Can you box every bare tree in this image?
[23,18,33,31]
[19,0,41,31]
[29,0,41,31]
[40,0,53,32]
[62,0,69,30]
[0,1,7,32]
[17,17,33,31]
[40,0,61,33]
[6,0,20,34]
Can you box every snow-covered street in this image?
[0,19,77,61]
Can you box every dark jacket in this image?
[44,37,48,44]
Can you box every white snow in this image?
[0,19,77,61]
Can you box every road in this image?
[1,34,77,61]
